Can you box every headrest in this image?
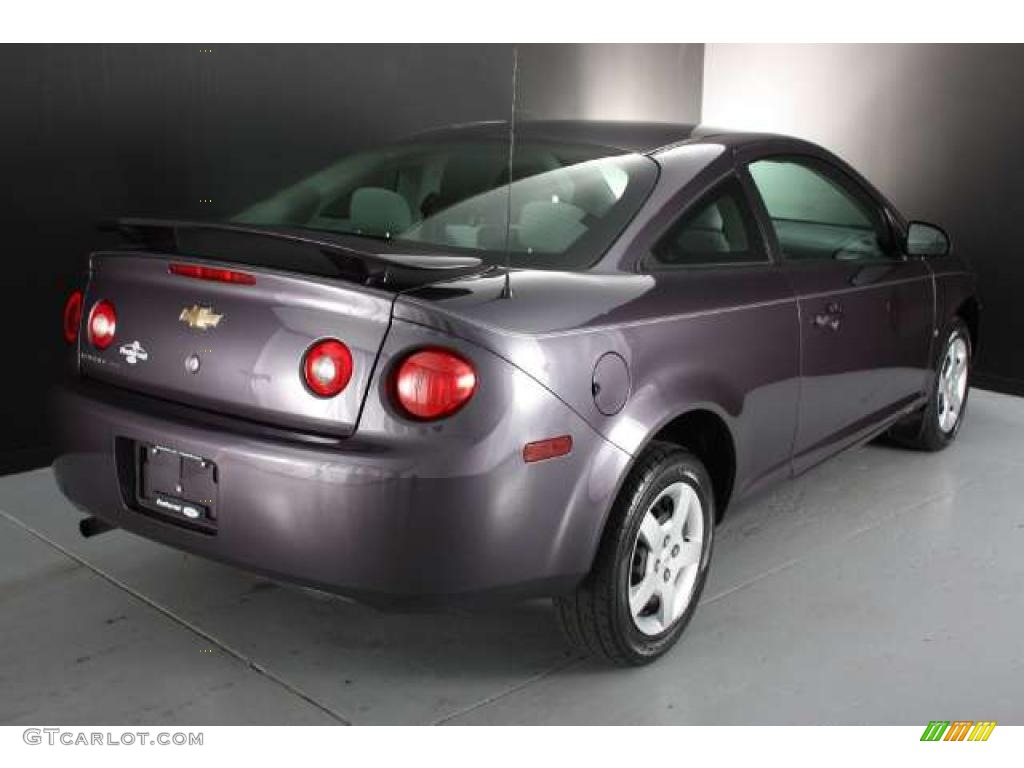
[350,187,412,237]
[518,201,587,253]
[689,203,724,231]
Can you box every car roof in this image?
[405,119,776,155]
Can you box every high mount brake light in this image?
[302,339,354,398]
[169,263,256,285]
[86,300,117,350]
[393,348,477,420]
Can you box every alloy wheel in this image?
[937,335,969,434]
[628,481,705,636]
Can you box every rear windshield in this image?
[233,140,658,271]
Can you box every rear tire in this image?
[554,442,714,666]
[890,318,972,451]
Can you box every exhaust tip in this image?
[79,516,115,539]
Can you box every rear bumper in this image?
[51,379,631,606]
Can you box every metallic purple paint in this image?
[52,123,978,605]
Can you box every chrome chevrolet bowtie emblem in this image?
[179,305,223,330]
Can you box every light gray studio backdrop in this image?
[530,44,1023,404]
[702,44,1024,396]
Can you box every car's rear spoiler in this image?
[102,218,484,272]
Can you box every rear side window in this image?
[748,158,895,262]
[645,178,767,269]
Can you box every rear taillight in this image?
[62,290,83,344]
[393,348,477,420]
[87,300,117,350]
[169,263,256,285]
[302,339,353,398]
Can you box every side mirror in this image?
[905,221,950,257]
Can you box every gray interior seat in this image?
[676,203,729,255]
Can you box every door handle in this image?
[812,301,843,331]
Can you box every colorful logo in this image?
[920,721,996,741]
[118,340,148,365]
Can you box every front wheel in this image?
[554,443,714,666]
[890,318,972,451]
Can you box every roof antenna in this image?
[500,45,518,300]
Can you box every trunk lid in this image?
[77,220,484,436]
[80,251,395,436]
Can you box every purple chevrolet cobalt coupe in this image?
[54,121,978,665]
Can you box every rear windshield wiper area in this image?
[104,218,484,289]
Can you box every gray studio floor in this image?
[2,390,1022,725]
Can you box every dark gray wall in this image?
[1,43,705,472]
[704,44,1024,394]
[0,44,515,473]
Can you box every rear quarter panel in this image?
[396,265,801,505]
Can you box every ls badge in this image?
[118,340,149,365]
[180,305,223,331]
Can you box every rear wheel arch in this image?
[594,406,737,557]
[648,408,737,520]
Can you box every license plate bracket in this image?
[135,443,218,533]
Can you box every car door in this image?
[743,155,934,473]
[636,173,800,498]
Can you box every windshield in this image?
[233,139,658,271]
